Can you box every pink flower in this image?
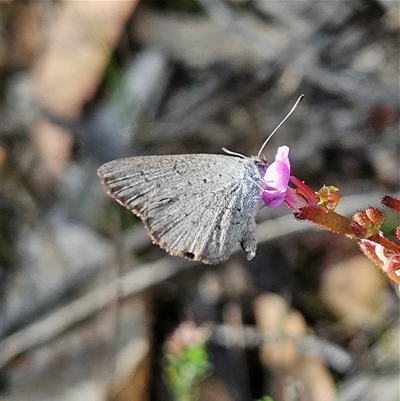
[261,146,291,208]
[260,145,340,213]
[258,147,400,287]
[260,147,400,288]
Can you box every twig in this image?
[212,324,353,373]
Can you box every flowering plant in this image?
[263,146,400,287]
[164,322,211,401]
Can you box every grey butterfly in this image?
[98,154,268,264]
[97,96,303,264]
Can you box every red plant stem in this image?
[369,232,400,254]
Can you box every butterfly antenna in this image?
[257,94,304,159]
[222,147,247,158]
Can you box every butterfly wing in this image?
[98,154,262,264]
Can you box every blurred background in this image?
[0,0,399,400]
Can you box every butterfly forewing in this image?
[98,154,263,264]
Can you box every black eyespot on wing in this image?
[183,252,195,260]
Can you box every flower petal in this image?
[261,146,290,208]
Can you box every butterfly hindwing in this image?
[98,154,262,264]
